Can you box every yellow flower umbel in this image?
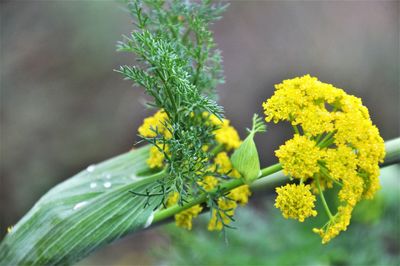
[275,184,317,222]
[263,75,385,243]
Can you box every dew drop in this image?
[87,165,96,172]
[103,182,112,188]
[144,212,155,229]
[90,182,97,189]
[105,174,112,179]
[73,201,88,210]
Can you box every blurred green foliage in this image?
[153,165,400,265]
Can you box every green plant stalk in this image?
[382,137,400,167]
[153,163,282,223]
[153,137,400,224]
[316,175,334,220]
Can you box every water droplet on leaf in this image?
[73,201,88,210]
[87,165,96,172]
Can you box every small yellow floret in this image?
[138,110,170,138]
[175,205,203,230]
[229,185,251,205]
[275,183,317,222]
[275,135,322,180]
[213,152,240,177]
[166,191,180,206]
[146,146,165,169]
[208,198,237,231]
[207,114,241,150]
[313,205,352,244]
[198,175,219,191]
[166,192,203,230]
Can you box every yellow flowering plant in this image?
[120,1,391,243]
[1,1,399,265]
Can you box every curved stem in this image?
[316,175,334,220]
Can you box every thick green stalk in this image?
[382,138,400,166]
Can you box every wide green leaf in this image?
[0,146,161,265]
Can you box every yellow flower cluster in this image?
[146,146,165,169]
[197,175,219,191]
[138,110,171,169]
[313,205,352,244]
[214,152,241,177]
[275,135,322,180]
[138,110,170,138]
[263,75,385,243]
[275,184,317,222]
[167,192,203,230]
[206,113,242,151]
[263,75,339,136]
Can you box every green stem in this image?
[382,138,400,166]
[260,163,283,177]
[318,132,334,147]
[154,163,282,223]
[292,125,300,135]
[210,144,224,156]
[316,175,334,220]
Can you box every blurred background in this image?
[1,0,399,265]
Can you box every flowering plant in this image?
[0,1,398,265]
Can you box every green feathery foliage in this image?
[116,0,229,209]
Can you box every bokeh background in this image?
[1,0,399,265]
